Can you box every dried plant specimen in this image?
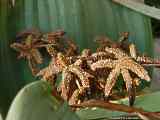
[57,53,94,91]
[60,71,77,101]
[42,30,65,44]
[15,28,42,41]
[36,57,61,85]
[41,30,65,57]
[11,29,160,109]
[129,43,160,68]
[68,87,86,105]
[91,47,150,105]
[95,32,129,52]
[11,35,44,75]
[54,52,97,104]
[41,30,78,57]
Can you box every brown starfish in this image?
[11,35,44,75]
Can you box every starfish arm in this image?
[121,58,150,81]
[46,44,58,56]
[90,59,115,71]
[105,46,128,58]
[59,78,68,101]
[67,65,93,88]
[17,52,26,59]
[104,66,120,96]
[136,56,160,67]
[121,69,135,106]
[129,44,137,59]
[37,65,55,80]
[10,43,25,52]
[36,67,48,78]
[60,70,74,101]
[81,49,92,58]
[128,84,136,106]
[57,53,68,68]
[36,58,61,79]
[31,49,43,64]
[137,56,153,64]
[69,87,86,105]
[62,69,73,89]
[91,52,109,61]
[74,59,83,66]
[68,89,80,105]
[25,35,33,46]
[49,59,63,74]
[121,69,133,91]
[28,56,39,75]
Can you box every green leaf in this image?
[76,91,160,120]
[0,0,26,118]
[118,91,160,112]
[6,81,79,120]
[6,80,160,120]
[76,107,125,120]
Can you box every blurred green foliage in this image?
[6,81,80,120]
[145,0,160,36]
[145,0,160,8]
[6,81,160,120]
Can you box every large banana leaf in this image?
[0,0,153,118]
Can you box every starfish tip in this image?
[145,76,151,82]
[90,65,96,71]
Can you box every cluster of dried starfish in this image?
[11,30,160,106]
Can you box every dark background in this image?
[145,0,160,36]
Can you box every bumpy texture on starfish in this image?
[91,46,150,98]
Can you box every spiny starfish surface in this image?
[91,46,150,105]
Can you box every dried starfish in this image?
[42,30,65,44]
[41,30,65,57]
[36,57,61,85]
[95,32,130,52]
[129,43,160,67]
[11,35,44,75]
[41,30,78,57]
[56,53,94,103]
[11,29,160,108]
[58,53,94,87]
[91,46,150,106]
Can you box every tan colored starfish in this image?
[56,53,94,102]
[91,46,150,105]
[57,53,94,88]
[129,43,160,68]
[36,57,62,86]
